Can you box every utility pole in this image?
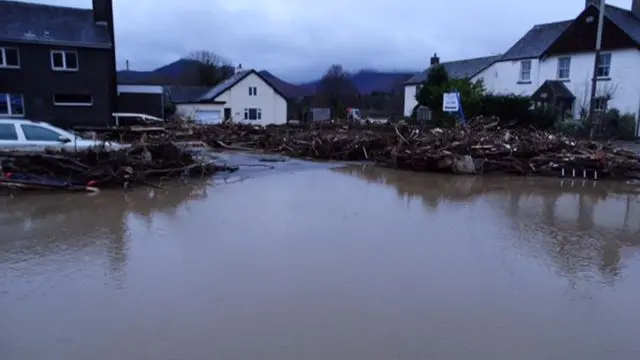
[588,0,606,138]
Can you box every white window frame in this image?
[0,93,25,117]
[248,86,258,96]
[519,60,532,82]
[243,108,262,120]
[557,57,571,80]
[50,50,79,71]
[597,53,612,78]
[0,47,20,69]
[53,94,93,107]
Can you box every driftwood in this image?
[0,140,235,193]
[183,117,640,180]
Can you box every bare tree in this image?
[595,81,618,104]
[315,64,359,119]
[185,50,234,86]
[575,78,619,118]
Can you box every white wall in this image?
[485,49,640,122]
[214,72,287,126]
[403,85,418,117]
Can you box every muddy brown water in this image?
[1,162,640,360]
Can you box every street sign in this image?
[443,92,459,112]
[442,91,466,125]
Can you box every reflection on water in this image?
[337,165,640,283]
[2,167,640,360]
[0,183,209,289]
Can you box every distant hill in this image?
[257,70,312,99]
[117,60,416,96]
[296,70,413,95]
[118,59,215,85]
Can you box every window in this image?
[0,93,25,116]
[0,47,19,68]
[0,124,18,140]
[593,97,608,112]
[53,94,93,106]
[20,124,62,141]
[519,60,532,82]
[50,50,78,71]
[597,53,611,78]
[557,57,571,79]
[248,86,258,96]
[244,108,262,120]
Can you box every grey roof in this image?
[404,55,501,85]
[165,86,212,104]
[501,4,640,61]
[0,0,111,48]
[197,69,288,102]
[500,20,572,61]
[406,3,640,87]
[604,4,640,44]
[198,70,253,101]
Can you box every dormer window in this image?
[51,50,78,71]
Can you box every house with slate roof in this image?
[173,67,288,125]
[403,53,500,117]
[0,0,117,128]
[405,0,640,137]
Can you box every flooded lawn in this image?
[1,163,640,360]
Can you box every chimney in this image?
[92,0,112,23]
[430,53,440,66]
[633,0,640,19]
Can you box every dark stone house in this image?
[0,0,117,128]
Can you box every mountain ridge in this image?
[117,59,415,96]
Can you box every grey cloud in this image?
[27,0,633,82]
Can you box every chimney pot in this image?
[430,53,440,66]
[633,0,640,19]
[92,0,112,23]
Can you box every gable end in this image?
[544,5,640,56]
[200,70,288,102]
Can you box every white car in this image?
[0,118,127,152]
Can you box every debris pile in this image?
[0,140,232,193]
[188,118,640,180]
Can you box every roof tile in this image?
[405,55,501,85]
[0,0,111,48]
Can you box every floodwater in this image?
[2,160,640,360]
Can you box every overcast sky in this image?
[25,0,633,82]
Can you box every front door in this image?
[224,108,231,120]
